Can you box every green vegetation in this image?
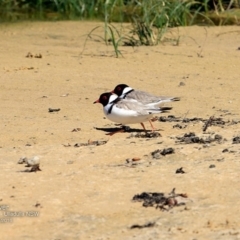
[0,0,239,24]
[1,0,239,57]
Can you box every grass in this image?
[1,1,240,57]
[0,0,239,23]
[81,0,210,57]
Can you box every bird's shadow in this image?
[94,126,148,134]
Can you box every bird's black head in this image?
[93,92,113,107]
[112,84,129,96]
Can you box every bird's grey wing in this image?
[128,90,159,103]
[129,90,180,104]
[115,100,150,115]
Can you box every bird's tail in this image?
[148,106,172,114]
[159,106,172,112]
[158,97,180,103]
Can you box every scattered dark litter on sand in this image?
[26,52,42,58]
[178,82,186,87]
[128,131,161,138]
[176,167,185,174]
[203,116,215,132]
[132,188,188,211]
[159,115,182,122]
[48,108,60,113]
[151,148,175,159]
[130,222,155,229]
[34,202,42,208]
[73,139,108,147]
[232,136,240,144]
[126,157,141,163]
[145,131,161,138]
[176,132,223,144]
[125,157,143,167]
[63,143,71,147]
[173,123,187,129]
[209,164,216,168]
[222,148,229,153]
[158,115,240,129]
[71,128,81,132]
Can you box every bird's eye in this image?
[102,96,107,100]
[117,87,121,91]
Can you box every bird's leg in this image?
[149,120,162,136]
[140,122,147,131]
[149,120,156,131]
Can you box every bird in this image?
[94,92,172,133]
[111,83,180,107]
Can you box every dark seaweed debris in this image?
[173,123,187,129]
[232,136,240,144]
[151,148,175,159]
[73,139,108,147]
[130,222,155,229]
[158,115,240,129]
[132,188,187,211]
[128,131,161,138]
[176,167,185,174]
[176,132,223,144]
[48,108,60,112]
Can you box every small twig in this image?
[182,110,189,122]
[48,108,60,113]
[203,115,215,132]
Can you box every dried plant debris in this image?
[48,108,60,113]
[158,115,240,128]
[126,157,141,163]
[209,164,216,168]
[132,188,188,211]
[222,148,229,153]
[151,148,174,159]
[71,128,81,132]
[125,157,142,167]
[26,52,42,58]
[74,139,108,147]
[18,156,41,172]
[232,136,240,144]
[176,132,224,144]
[176,167,185,174]
[159,115,182,122]
[63,143,71,147]
[130,222,155,229]
[173,123,187,129]
[203,116,215,132]
[128,131,161,138]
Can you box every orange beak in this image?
[93,99,100,104]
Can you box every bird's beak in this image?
[93,99,100,104]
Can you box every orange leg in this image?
[149,120,156,131]
[149,120,162,136]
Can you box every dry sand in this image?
[0,21,240,239]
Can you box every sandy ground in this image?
[0,21,240,239]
